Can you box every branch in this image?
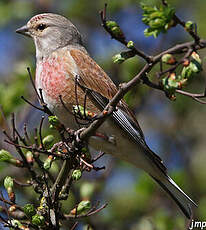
[78,63,151,141]
[64,203,108,219]
[162,0,200,43]
[153,39,206,63]
[51,159,72,199]
[142,76,206,104]
[176,89,206,104]
[99,3,152,63]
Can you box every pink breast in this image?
[36,56,71,102]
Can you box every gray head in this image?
[16,13,83,59]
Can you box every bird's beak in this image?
[16,25,31,37]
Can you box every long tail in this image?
[152,175,197,219]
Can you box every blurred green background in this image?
[0,0,206,229]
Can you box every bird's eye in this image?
[37,23,46,31]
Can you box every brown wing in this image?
[70,48,145,139]
[70,48,117,100]
[70,48,166,172]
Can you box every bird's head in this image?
[16,13,83,58]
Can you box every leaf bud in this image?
[43,155,54,170]
[43,135,54,148]
[112,54,125,64]
[70,200,91,215]
[185,21,194,31]
[26,151,34,164]
[48,116,61,128]
[161,54,176,65]
[105,20,118,28]
[4,176,14,190]
[0,149,12,162]
[32,214,45,226]
[127,41,134,49]
[23,204,36,218]
[72,169,82,181]
[191,51,202,64]
[9,205,17,212]
[4,176,15,202]
[183,59,190,67]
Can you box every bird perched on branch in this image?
[16,13,197,218]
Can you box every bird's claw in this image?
[74,128,85,143]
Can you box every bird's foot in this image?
[74,128,86,143]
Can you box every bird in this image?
[16,13,197,219]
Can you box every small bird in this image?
[16,13,196,218]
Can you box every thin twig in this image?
[59,95,73,116]
[21,96,45,112]
[24,123,31,144]
[64,203,108,219]
[176,89,206,104]
[14,179,31,187]
[27,67,41,101]
[39,116,45,150]
[158,48,193,77]
[100,4,152,63]
[59,170,73,200]
[162,0,200,43]
[34,128,39,147]
[70,222,78,230]
[4,139,64,158]
[51,158,72,200]
[91,151,105,163]
[14,127,27,146]
[173,14,200,43]
[153,40,206,63]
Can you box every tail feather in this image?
[152,175,197,219]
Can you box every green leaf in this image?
[149,18,165,29]
[48,116,60,126]
[141,3,175,38]
[23,204,36,218]
[181,59,202,80]
[32,214,45,226]
[76,200,91,214]
[0,149,12,162]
